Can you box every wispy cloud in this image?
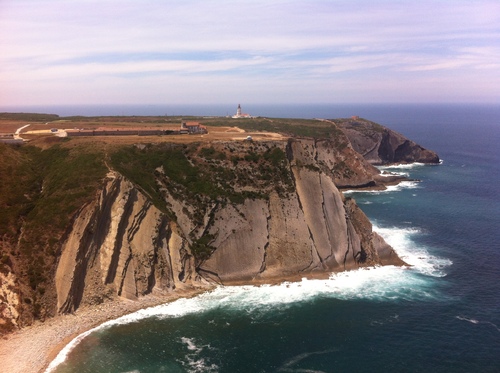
[1,0,499,105]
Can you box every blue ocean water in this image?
[46,104,500,373]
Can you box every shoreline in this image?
[1,262,409,373]
[0,286,211,373]
[0,171,417,373]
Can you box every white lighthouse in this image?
[232,104,251,118]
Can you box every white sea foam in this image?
[46,224,451,372]
[45,327,99,372]
[378,162,427,170]
[384,181,420,192]
[456,316,479,324]
[343,180,420,194]
[179,337,218,373]
[181,337,203,352]
[378,170,410,177]
[374,225,452,278]
[374,161,442,185]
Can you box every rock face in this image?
[55,173,201,314]
[196,139,404,282]
[52,139,405,313]
[337,118,440,165]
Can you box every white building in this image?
[232,104,252,118]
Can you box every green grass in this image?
[204,117,340,138]
[0,112,60,122]
[109,142,294,230]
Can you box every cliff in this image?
[53,139,404,316]
[1,115,433,333]
[337,118,440,165]
[55,173,198,313]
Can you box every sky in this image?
[1,0,500,107]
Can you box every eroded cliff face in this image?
[337,118,440,165]
[54,173,203,314]
[0,135,409,328]
[52,138,405,314]
[195,139,404,282]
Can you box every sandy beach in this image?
[0,287,210,373]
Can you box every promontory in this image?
[0,113,439,342]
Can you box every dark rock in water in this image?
[337,118,440,165]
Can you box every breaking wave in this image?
[343,180,420,194]
[374,225,452,278]
[377,162,433,170]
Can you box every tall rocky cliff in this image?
[1,117,436,332]
[55,173,197,313]
[53,138,404,316]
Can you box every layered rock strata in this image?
[54,139,404,313]
[55,174,201,314]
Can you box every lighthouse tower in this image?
[233,104,250,118]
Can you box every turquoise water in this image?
[47,104,500,373]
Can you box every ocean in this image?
[43,104,500,373]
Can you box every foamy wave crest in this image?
[45,325,104,372]
[178,337,219,372]
[378,170,410,177]
[384,181,420,192]
[378,162,426,170]
[455,316,500,332]
[46,266,443,371]
[344,180,420,194]
[374,225,452,278]
[44,297,215,372]
[115,268,437,322]
[456,316,479,324]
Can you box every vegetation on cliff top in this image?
[110,141,294,229]
[203,116,350,142]
[1,112,355,142]
[0,143,107,326]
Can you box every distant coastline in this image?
[1,103,498,121]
